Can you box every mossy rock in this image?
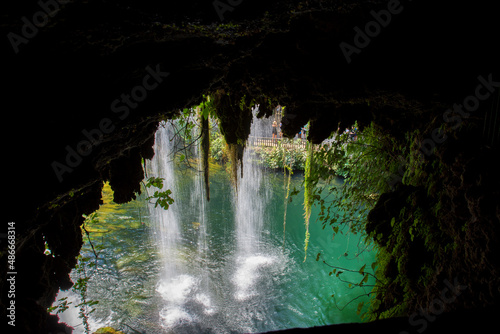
[94,327,125,334]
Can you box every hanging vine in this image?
[282,141,293,250]
[303,137,314,261]
[198,96,213,201]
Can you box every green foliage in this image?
[303,139,314,262]
[210,130,228,162]
[170,95,216,166]
[357,125,472,320]
[239,94,247,111]
[73,255,99,334]
[176,107,197,145]
[304,122,402,242]
[143,177,174,210]
[48,261,100,334]
[48,213,102,333]
[95,327,126,334]
[292,122,415,317]
[282,163,293,249]
[47,296,71,314]
[198,94,216,120]
[251,139,308,170]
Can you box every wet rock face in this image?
[2,0,499,333]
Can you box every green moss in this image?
[303,139,314,262]
[363,126,479,320]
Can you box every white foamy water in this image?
[234,255,275,301]
[195,293,216,315]
[157,274,197,304]
[157,275,197,328]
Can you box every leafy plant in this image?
[143,176,174,210]
[289,122,407,316]
[304,122,398,240]
[73,255,99,334]
[47,296,72,314]
[49,213,103,332]
[251,138,308,170]
[210,130,228,162]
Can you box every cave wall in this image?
[1,0,499,333]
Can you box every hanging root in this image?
[303,140,314,262]
[227,143,245,192]
[282,141,293,251]
[200,112,210,201]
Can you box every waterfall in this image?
[148,121,198,329]
[233,110,275,302]
[235,107,272,254]
[148,121,182,276]
[190,111,214,316]
[148,113,286,333]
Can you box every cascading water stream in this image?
[148,121,181,276]
[190,111,215,316]
[148,121,199,329]
[233,110,275,302]
[146,112,287,333]
[148,119,220,331]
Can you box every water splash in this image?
[233,110,275,301]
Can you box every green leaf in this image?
[359,264,366,275]
[363,274,369,283]
[357,301,365,315]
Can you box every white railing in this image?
[248,136,307,149]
